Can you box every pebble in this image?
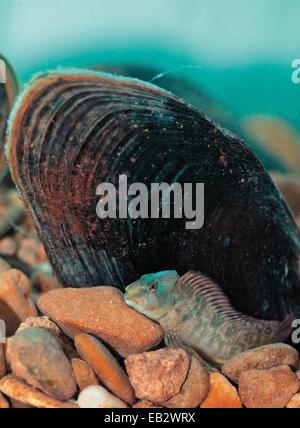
[77,385,128,408]
[0,257,10,275]
[133,401,163,408]
[32,271,62,294]
[75,333,136,405]
[17,237,46,268]
[239,365,299,408]
[163,351,210,408]
[0,392,9,408]
[0,269,38,335]
[71,358,99,390]
[17,316,61,337]
[201,372,242,408]
[286,393,300,408]
[0,237,17,257]
[7,327,77,401]
[125,348,190,403]
[222,343,299,383]
[0,375,78,408]
[38,286,163,357]
[11,399,32,408]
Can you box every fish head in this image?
[124,270,179,320]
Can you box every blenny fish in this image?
[124,270,293,365]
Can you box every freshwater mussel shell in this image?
[0,55,19,176]
[7,70,300,320]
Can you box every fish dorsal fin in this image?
[178,271,236,316]
[177,271,282,333]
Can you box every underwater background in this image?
[0,0,300,133]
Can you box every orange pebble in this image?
[33,272,62,293]
[75,333,136,405]
[0,392,9,408]
[0,269,37,335]
[0,375,78,408]
[71,358,99,390]
[201,372,242,408]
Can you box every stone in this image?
[222,344,299,383]
[0,237,17,257]
[17,316,61,337]
[0,375,78,408]
[11,399,32,408]
[133,401,163,408]
[38,286,163,357]
[201,372,242,408]
[7,327,76,401]
[32,272,62,294]
[0,392,9,408]
[0,269,37,335]
[77,385,128,408]
[71,358,99,390]
[239,365,299,408]
[0,257,10,275]
[75,333,135,405]
[125,348,190,403]
[163,351,210,408]
[286,393,300,408]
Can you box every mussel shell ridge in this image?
[7,70,300,320]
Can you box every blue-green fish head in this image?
[124,270,179,320]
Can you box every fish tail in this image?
[273,313,294,343]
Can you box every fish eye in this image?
[149,283,156,292]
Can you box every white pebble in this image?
[77,385,128,408]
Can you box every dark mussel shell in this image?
[7,70,300,320]
[0,55,19,177]
[94,64,286,172]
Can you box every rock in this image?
[222,344,299,383]
[75,333,135,405]
[5,268,31,295]
[125,348,190,403]
[0,392,9,408]
[0,343,6,378]
[201,372,242,408]
[0,257,10,275]
[17,316,61,337]
[11,399,33,408]
[32,272,62,294]
[0,269,38,335]
[163,351,210,408]
[286,393,300,408]
[38,286,163,357]
[0,375,78,408]
[239,365,299,408]
[71,358,99,390]
[0,237,17,257]
[77,385,128,408]
[61,333,79,360]
[17,237,45,268]
[133,401,163,408]
[7,327,76,401]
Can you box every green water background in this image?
[0,0,299,132]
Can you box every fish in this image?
[124,270,293,365]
